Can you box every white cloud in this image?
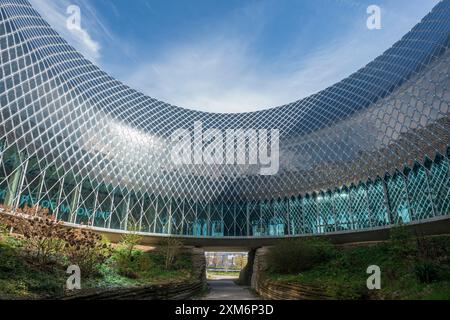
[28,0,440,114]
[126,0,439,113]
[126,36,364,113]
[29,0,101,63]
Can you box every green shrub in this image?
[0,238,66,299]
[413,260,440,284]
[267,237,336,274]
[119,221,142,260]
[64,229,112,278]
[0,220,7,234]
[159,238,183,270]
[330,280,370,300]
[0,222,8,242]
[112,248,151,279]
[412,236,450,284]
[19,216,67,266]
[389,225,416,259]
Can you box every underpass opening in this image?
[205,251,248,280]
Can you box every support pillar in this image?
[5,152,26,210]
[167,199,173,235]
[69,183,81,223]
[122,195,130,231]
[107,192,115,229]
[153,196,159,233]
[382,177,394,225]
[12,158,29,211]
[54,177,65,221]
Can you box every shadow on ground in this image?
[200,276,260,300]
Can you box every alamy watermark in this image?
[170,121,279,176]
[66,5,81,31]
[366,265,381,290]
[367,5,382,30]
[66,265,81,290]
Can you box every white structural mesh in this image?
[0,0,449,237]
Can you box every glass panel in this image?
[302,194,318,234]
[170,198,184,235]
[235,202,247,237]
[334,188,353,231]
[141,194,156,233]
[407,165,433,221]
[429,156,449,217]
[272,199,287,236]
[260,201,272,236]
[318,192,335,233]
[288,196,303,235]
[350,183,371,229]
[75,180,96,226]
[155,196,170,234]
[386,172,411,224]
[94,184,112,228]
[367,178,389,226]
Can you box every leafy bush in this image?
[0,209,196,297]
[267,237,336,274]
[0,212,67,266]
[0,220,8,240]
[413,260,440,284]
[389,229,450,284]
[330,280,370,300]
[119,221,142,259]
[1,210,111,275]
[0,212,12,239]
[389,225,416,259]
[0,235,66,299]
[159,238,183,270]
[116,250,154,279]
[64,229,112,277]
[411,236,450,283]
[111,222,147,278]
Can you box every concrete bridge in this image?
[85,215,450,251]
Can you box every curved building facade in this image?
[0,0,449,238]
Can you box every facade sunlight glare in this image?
[0,0,449,238]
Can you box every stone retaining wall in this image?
[250,247,270,292]
[250,247,330,300]
[256,279,331,300]
[237,249,255,285]
[60,281,205,300]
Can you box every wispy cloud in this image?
[125,1,438,113]
[29,0,104,63]
[126,35,367,113]
[28,0,439,113]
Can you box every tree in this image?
[120,220,142,259]
[159,238,183,270]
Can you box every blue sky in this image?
[29,0,439,113]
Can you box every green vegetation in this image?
[266,228,450,300]
[267,237,335,274]
[0,235,67,299]
[159,238,183,270]
[121,221,143,259]
[87,247,194,288]
[0,212,196,299]
[207,271,240,279]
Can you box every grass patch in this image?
[0,236,66,299]
[266,233,450,300]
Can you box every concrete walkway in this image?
[201,277,260,300]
